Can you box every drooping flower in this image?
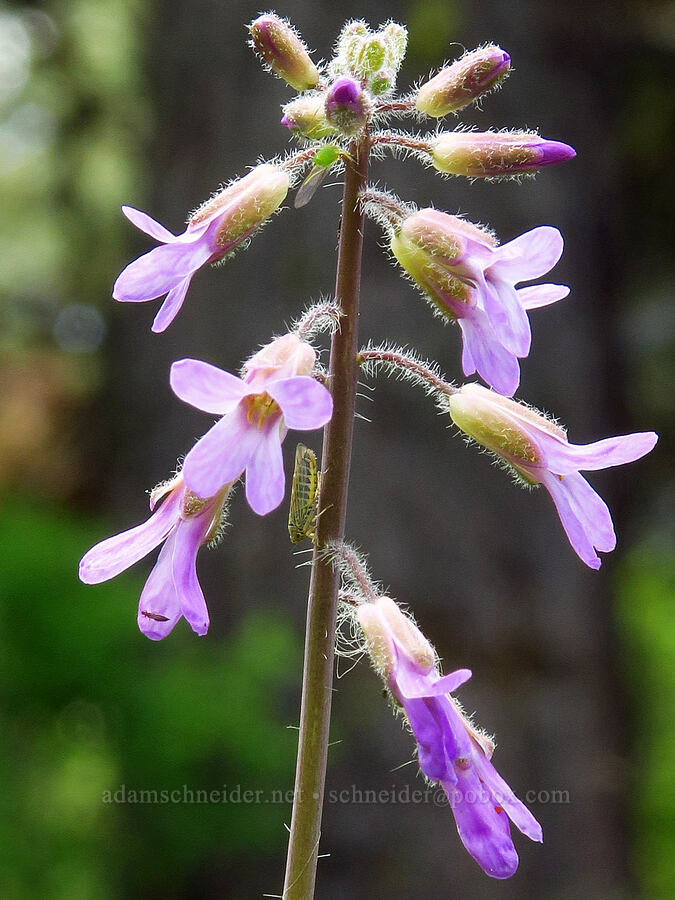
[357,595,542,878]
[171,333,333,515]
[113,164,290,333]
[79,474,230,640]
[447,383,658,568]
[390,208,568,395]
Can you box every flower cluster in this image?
[79,11,658,887]
[80,331,332,638]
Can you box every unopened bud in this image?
[324,77,371,135]
[281,94,336,139]
[416,45,510,117]
[332,20,407,94]
[335,19,369,64]
[370,67,396,96]
[382,22,408,69]
[431,131,576,177]
[190,164,289,247]
[447,384,565,472]
[358,36,387,74]
[243,332,316,386]
[249,14,319,91]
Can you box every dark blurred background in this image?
[1,0,673,897]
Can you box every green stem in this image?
[282,133,370,900]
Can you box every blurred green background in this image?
[0,0,673,898]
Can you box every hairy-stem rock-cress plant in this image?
[79,13,657,898]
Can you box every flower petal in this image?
[79,490,180,584]
[267,376,333,430]
[444,767,520,879]
[540,471,615,568]
[404,696,451,782]
[555,431,658,473]
[151,276,193,333]
[516,283,569,309]
[170,359,249,414]
[517,427,658,477]
[172,515,209,636]
[481,279,531,357]
[245,421,285,515]
[397,666,472,699]
[122,205,177,243]
[471,748,543,842]
[458,310,520,396]
[489,226,563,284]
[182,404,261,499]
[113,237,215,303]
[137,534,182,640]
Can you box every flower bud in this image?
[281,94,336,139]
[243,332,316,387]
[324,77,371,135]
[382,22,408,69]
[416,45,510,117]
[190,164,289,247]
[357,35,387,74]
[331,20,406,93]
[369,67,396,95]
[430,131,576,177]
[334,20,369,69]
[249,14,319,91]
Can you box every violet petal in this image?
[172,515,209,636]
[137,534,182,640]
[267,376,333,430]
[170,359,250,414]
[182,404,261,499]
[79,490,180,584]
[245,420,285,515]
[122,205,177,243]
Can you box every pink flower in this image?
[358,596,542,878]
[79,475,230,640]
[391,208,568,395]
[113,164,289,333]
[171,334,333,514]
[447,383,658,568]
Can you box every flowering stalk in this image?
[282,133,370,900]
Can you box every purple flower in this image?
[358,596,542,878]
[391,208,568,395]
[79,475,230,640]
[171,333,333,514]
[447,383,658,568]
[113,164,289,333]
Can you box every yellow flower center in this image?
[245,392,280,428]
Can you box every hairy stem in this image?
[357,348,456,397]
[282,133,370,900]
